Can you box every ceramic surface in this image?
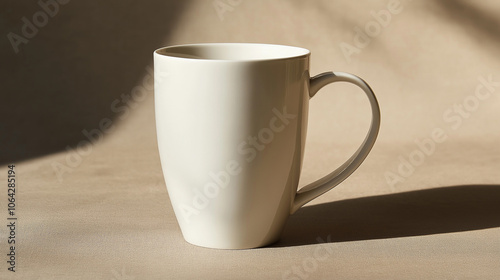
[154,43,380,249]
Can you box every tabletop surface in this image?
[2,1,500,279]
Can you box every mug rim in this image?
[154,43,310,62]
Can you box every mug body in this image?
[154,43,310,249]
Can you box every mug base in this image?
[183,235,281,250]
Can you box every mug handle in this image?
[291,72,381,213]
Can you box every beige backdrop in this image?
[1,0,500,279]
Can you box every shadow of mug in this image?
[274,184,500,247]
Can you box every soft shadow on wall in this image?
[433,0,500,50]
[0,0,187,164]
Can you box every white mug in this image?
[154,43,380,249]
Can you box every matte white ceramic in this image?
[154,43,380,249]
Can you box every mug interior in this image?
[155,43,310,61]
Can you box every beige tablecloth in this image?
[1,0,500,279]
